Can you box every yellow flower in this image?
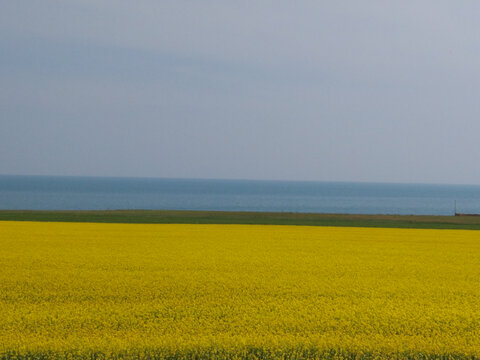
[1,221,480,359]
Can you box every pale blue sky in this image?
[2,1,480,184]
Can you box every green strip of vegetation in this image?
[1,210,480,230]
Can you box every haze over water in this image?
[1,175,480,215]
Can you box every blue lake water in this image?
[1,175,480,215]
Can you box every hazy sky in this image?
[2,1,480,184]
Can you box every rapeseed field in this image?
[1,221,480,359]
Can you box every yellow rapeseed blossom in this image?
[1,221,480,359]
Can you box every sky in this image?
[2,1,480,184]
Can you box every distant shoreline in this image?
[2,209,480,230]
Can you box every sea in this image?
[1,175,480,215]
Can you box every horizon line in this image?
[1,173,480,188]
